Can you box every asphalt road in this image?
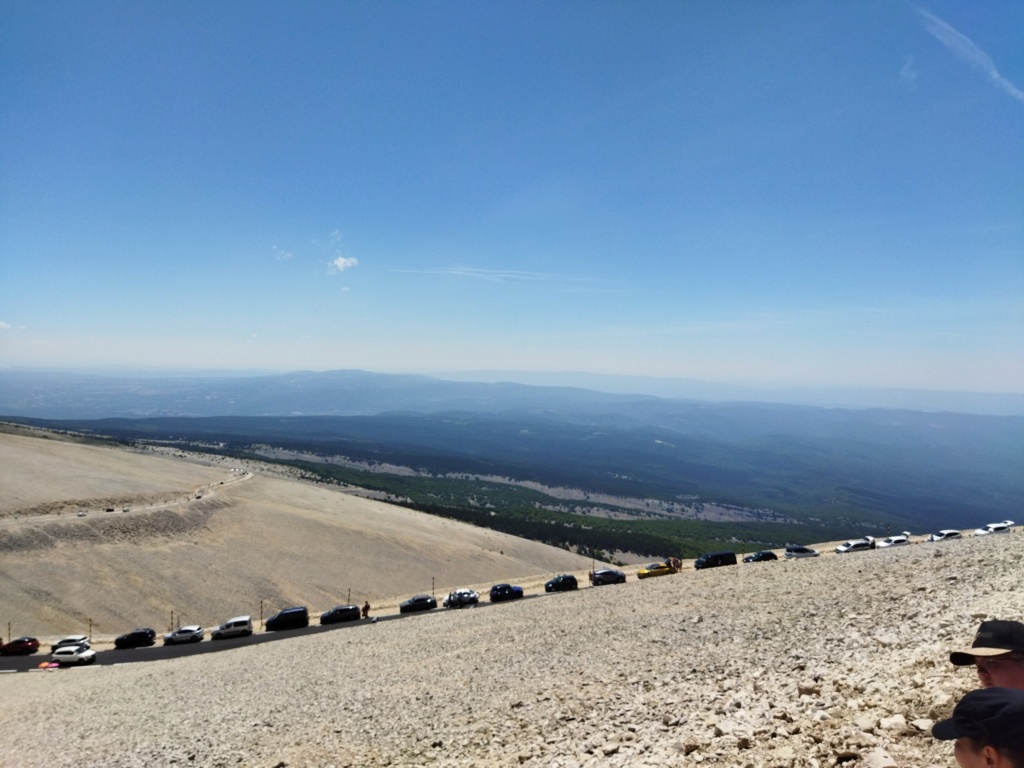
[0,587,591,673]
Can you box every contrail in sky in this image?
[919,8,1024,105]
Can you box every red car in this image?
[0,637,40,656]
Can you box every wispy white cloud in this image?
[331,256,359,273]
[899,55,918,86]
[392,267,555,283]
[389,267,611,287]
[0,320,11,330]
[272,245,294,261]
[919,8,1024,105]
[326,229,358,273]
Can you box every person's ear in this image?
[981,744,1003,768]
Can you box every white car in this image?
[974,522,1011,536]
[163,625,205,645]
[211,616,253,640]
[784,545,820,559]
[835,539,873,554]
[443,588,479,608]
[52,644,97,666]
[877,534,910,548]
[928,530,962,542]
[50,634,91,653]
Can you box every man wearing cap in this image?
[950,620,1024,690]
[932,687,1024,767]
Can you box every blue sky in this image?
[1,1,1022,393]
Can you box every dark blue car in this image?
[488,584,524,603]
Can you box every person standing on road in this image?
[949,620,1024,690]
[362,601,371,619]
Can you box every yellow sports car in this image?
[637,562,674,579]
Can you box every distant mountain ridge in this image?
[1,367,1022,419]
[0,369,656,420]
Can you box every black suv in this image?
[265,606,309,632]
[320,605,361,625]
[544,574,578,593]
[694,551,738,570]
[114,627,157,649]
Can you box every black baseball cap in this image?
[932,687,1024,750]
[950,620,1024,666]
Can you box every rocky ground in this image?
[2,531,1020,768]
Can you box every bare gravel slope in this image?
[0,426,597,638]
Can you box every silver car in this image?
[163,625,205,645]
[590,568,627,585]
[211,616,253,640]
[50,634,90,653]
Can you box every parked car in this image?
[0,636,40,656]
[784,545,820,559]
[114,627,157,649]
[163,625,204,645]
[743,550,778,563]
[975,522,1012,536]
[211,616,253,640]
[488,584,524,603]
[52,644,97,666]
[544,574,578,593]
[637,562,675,579]
[320,605,361,625]
[443,588,480,608]
[399,595,437,614]
[694,551,738,569]
[265,606,309,632]
[1000,520,1016,527]
[877,534,910,548]
[928,529,962,542]
[51,634,90,653]
[835,539,873,554]
[589,568,626,585]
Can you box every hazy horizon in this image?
[2,3,1021,391]
[2,365,1022,416]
